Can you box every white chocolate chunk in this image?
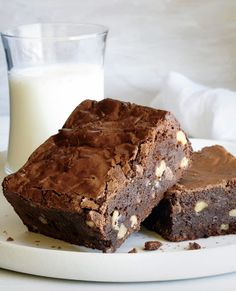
[176,130,187,146]
[112,210,120,231]
[155,160,166,179]
[117,223,127,239]
[194,200,208,213]
[180,157,189,169]
[86,220,95,228]
[229,209,236,217]
[220,223,229,231]
[130,215,138,228]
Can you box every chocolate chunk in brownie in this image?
[144,145,236,242]
[2,98,192,252]
[144,241,162,251]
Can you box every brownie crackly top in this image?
[4,98,182,211]
[172,145,236,190]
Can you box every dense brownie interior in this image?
[2,98,192,251]
[144,145,236,241]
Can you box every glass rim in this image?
[1,22,109,41]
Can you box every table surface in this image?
[1,115,236,290]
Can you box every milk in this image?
[6,64,104,173]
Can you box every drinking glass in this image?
[1,23,108,173]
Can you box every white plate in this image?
[1,138,236,282]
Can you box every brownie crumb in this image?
[144,241,162,251]
[57,246,62,250]
[6,237,14,242]
[34,240,40,243]
[187,242,201,250]
[128,248,137,253]
[3,230,7,235]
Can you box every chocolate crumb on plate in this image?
[187,242,201,250]
[6,237,14,242]
[144,241,162,251]
[128,248,137,253]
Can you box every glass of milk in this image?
[1,23,108,173]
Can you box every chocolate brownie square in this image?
[144,145,236,241]
[2,98,192,252]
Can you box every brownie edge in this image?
[144,145,236,242]
[2,98,192,252]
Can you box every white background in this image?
[1,0,236,115]
[1,1,236,289]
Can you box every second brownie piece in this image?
[2,99,192,252]
[144,145,236,241]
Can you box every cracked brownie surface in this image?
[2,98,192,252]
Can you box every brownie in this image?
[144,145,236,241]
[2,98,192,252]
